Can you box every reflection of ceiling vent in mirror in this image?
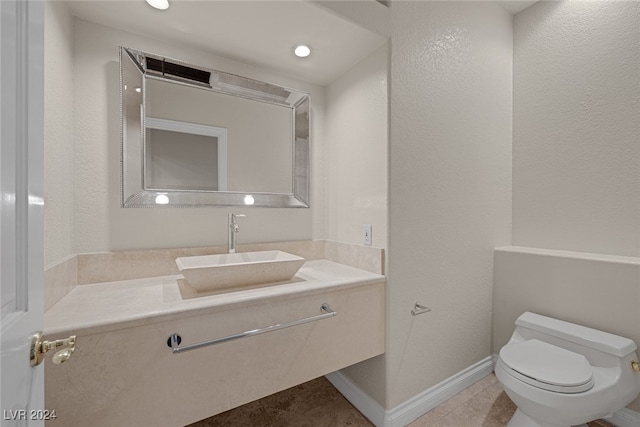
[211,72,292,104]
[216,73,290,99]
[145,57,211,87]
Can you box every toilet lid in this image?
[499,339,595,393]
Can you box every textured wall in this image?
[324,43,389,404]
[512,0,640,257]
[386,1,512,408]
[72,19,325,253]
[324,44,388,249]
[44,2,75,266]
[497,0,640,413]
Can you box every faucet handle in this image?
[229,213,247,223]
[229,214,247,232]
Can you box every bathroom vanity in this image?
[44,250,384,427]
[41,42,385,427]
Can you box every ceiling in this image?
[500,1,538,15]
[65,0,388,86]
[66,1,539,86]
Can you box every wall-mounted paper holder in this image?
[411,303,431,316]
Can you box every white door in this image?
[0,0,45,426]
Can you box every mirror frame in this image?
[120,47,310,208]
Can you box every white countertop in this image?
[45,260,385,336]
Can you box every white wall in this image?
[44,1,75,266]
[512,0,640,257]
[493,0,640,413]
[324,43,388,249]
[324,43,389,404]
[71,19,325,254]
[385,1,512,408]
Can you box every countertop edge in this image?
[45,260,386,337]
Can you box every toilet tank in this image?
[514,312,637,358]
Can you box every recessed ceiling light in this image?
[294,45,311,58]
[146,0,169,10]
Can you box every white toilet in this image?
[495,312,640,427]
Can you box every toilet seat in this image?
[499,339,595,394]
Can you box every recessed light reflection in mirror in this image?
[244,195,255,205]
[155,193,169,205]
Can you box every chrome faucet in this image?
[228,213,246,254]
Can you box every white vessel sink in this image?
[175,250,306,292]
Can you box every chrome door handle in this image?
[30,332,76,366]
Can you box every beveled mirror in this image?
[120,47,310,208]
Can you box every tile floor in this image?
[189,373,616,427]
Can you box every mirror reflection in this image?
[120,47,310,208]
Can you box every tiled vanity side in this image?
[44,255,77,311]
[324,240,384,275]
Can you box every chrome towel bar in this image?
[168,303,336,354]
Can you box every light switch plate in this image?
[363,224,372,246]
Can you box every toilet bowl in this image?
[495,312,640,427]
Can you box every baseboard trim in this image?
[325,371,386,426]
[384,355,496,427]
[606,407,640,427]
[326,355,496,427]
[327,354,640,427]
